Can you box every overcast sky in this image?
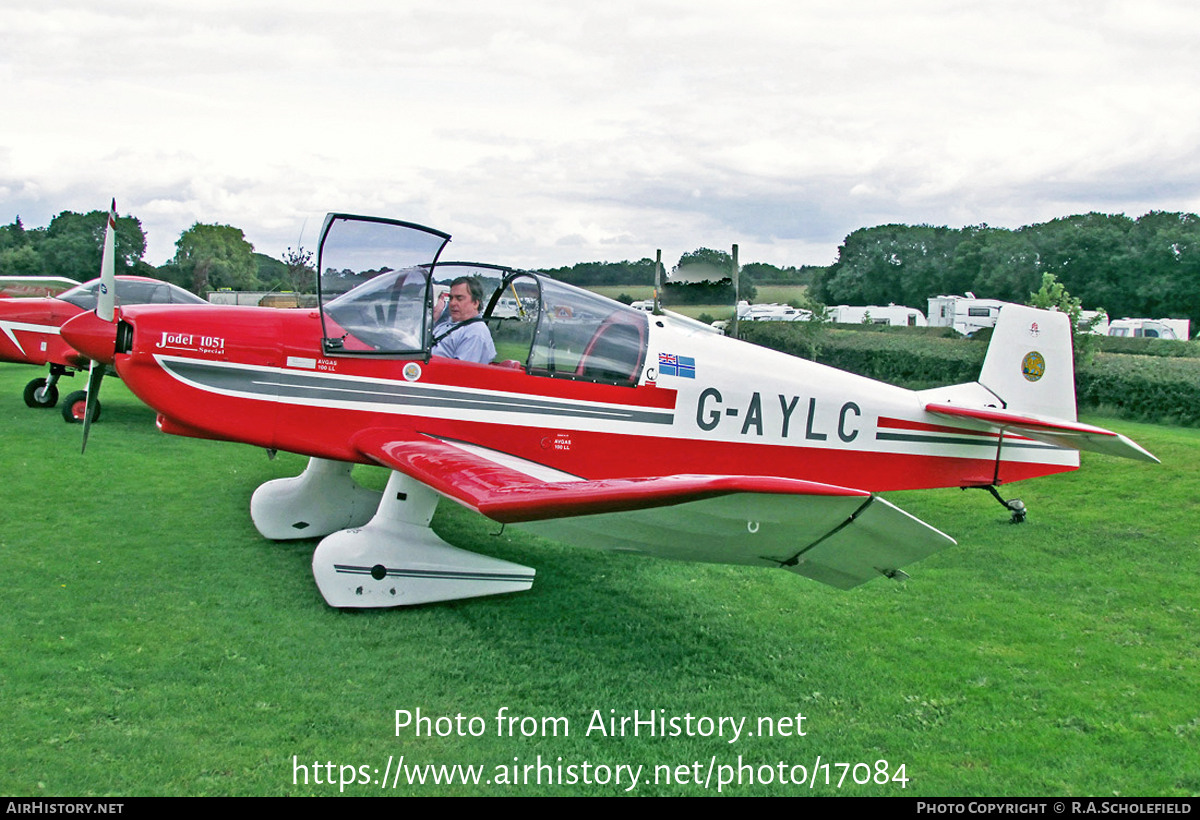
[3,0,1199,270]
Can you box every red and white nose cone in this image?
[60,311,119,365]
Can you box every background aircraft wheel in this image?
[23,378,59,408]
[61,390,100,424]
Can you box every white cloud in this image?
[3,0,1200,268]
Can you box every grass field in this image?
[0,362,1197,796]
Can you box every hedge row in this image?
[740,324,1200,425]
[826,322,962,338]
[1077,356,1200,425]
[1095,336,1200,358]
[741,325,986,389]
[747,320,1200,355]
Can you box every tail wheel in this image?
[62,390,100,424]
[23,378,59,408]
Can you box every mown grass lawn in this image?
[0,363,1196,796]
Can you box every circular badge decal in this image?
[402,362,422,382]
[1021,351,1045,382]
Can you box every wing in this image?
[924,403,1159,464]
[351,430,957,589]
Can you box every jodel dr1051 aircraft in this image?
[61,213,1158,609]
[0,271,207,422]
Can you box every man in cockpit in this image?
[431,276,496,364]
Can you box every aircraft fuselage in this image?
[107,303,1077,493]
[0,297,87,368]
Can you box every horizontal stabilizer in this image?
[924,403,1159,463]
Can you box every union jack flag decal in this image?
[658,352,696,378]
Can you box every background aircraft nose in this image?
[60,311,119,365]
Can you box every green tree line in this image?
[537,251,818,291]
[7,208,1198,328]
[0,210,312,294]
[0,212,152,280]
[0,209,821,301]
[812,212,1200,327]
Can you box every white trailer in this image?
[207,290,308,308]
[736,301,811,322]
[1079,309,1110,336]
[1107,318,1191,341]
[928,294,1011,335]
[828,304,927,327]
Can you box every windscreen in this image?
[58,278,208,310]
[317,215,450,355]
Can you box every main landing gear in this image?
[251,457,535,608]
[24,367,96,425]
[24,377,59,408]
[24,366,70,408]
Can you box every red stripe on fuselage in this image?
[879,415,1038,443]
[878,415,997,437]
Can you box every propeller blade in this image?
[81,198,117,453]
[80,360,105,453]
[97,199,117,322]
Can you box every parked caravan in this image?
[828,304,927,327]
[928,294,1011,336]
[736,301,812,322]
[1107,318,1191,340]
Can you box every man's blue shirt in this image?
[431,315,496,364]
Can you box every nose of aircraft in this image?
[61,311,119,365]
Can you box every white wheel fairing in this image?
[311,472,534,608]
[250,457,382,540]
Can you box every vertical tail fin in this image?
[978,304,1076,421]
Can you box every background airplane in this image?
[0,274,208,422]
[0,276,81,299]
[61,213,1157,609]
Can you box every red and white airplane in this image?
[61,213,1158,608]
[0,276,207,421]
